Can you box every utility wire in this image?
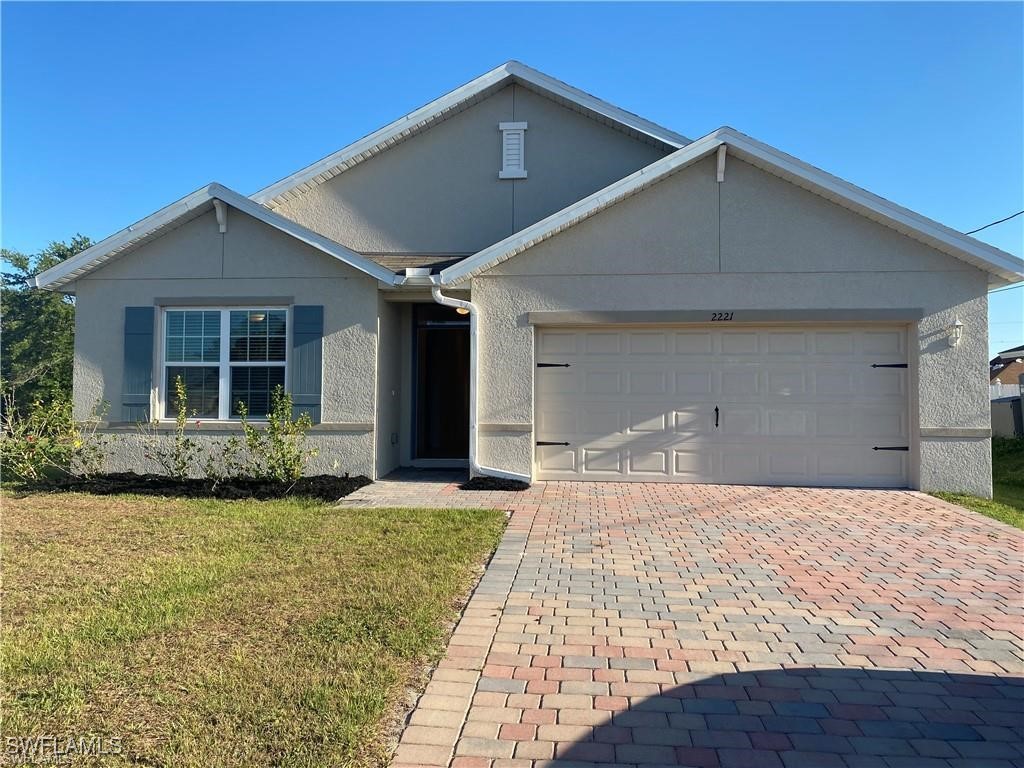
[965,210,1023,235]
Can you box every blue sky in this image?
[2,2,1021,355]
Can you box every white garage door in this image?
[535,326,909,487]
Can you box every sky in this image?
[2,2,1021,356]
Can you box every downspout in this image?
[431,283,531,483]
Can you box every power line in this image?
[965,210,1024,235]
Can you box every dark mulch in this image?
[459,476,531,492]
[17,473,371,502]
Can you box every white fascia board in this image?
[503,61,690,148]
[31,183,399,291]
[718,129,1024,286]
[208,185,398,284]
[441,127,1024,287]
[29,184,220,291]
[250,61,690,207]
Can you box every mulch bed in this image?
[20,473,371,502]
[459,476,531,492]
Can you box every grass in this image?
[1,492,505,767]
[932,437,1024,529]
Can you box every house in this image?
[991,344,1024,386]
[31,62,1024,497]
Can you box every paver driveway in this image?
[368,478,1024,768]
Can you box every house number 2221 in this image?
[711,312,734,321]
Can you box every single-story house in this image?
[32,62,1024,496]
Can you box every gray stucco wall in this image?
[271,84,669,254]
[474,156,993,496]
[72,207,380,478]
[376,297,403,477]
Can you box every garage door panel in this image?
[677,371,714,396]
[580,407,623,436]
[536,325,909,487]
[538,330,579,356]
[629,370,669,395]
[582,447,623,473]
[674,448,714,478]
[812,331,855,355]
[721,332,760,355]
[674,407,713,434]
[720,407,761,435]
[583,331,622,354]
[584,370,623,395]
[675,332,714,355]
[627,408,669,434]
[766,409,811,437]
[629,449,670,475]
[861,330,905,356]
[721,368,761,395]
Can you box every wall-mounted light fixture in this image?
[948,318,964,348]
[455,307,470,316]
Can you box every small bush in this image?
[0,390,110,481]
[143,375,203,479]
[237,387,318,483]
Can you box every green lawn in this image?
[932,437,1024,529]
[1,493,505,767]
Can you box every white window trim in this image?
[498,121,528,179]
[157,306,290,422]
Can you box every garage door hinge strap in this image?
[536,441,570,446]
[872,446,909,451]
[871,363,908,368]
[537,363,571,368]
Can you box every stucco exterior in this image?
[74,207,380,478]
[272,84,668,254]
[472,156,994,496]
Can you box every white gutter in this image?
[431,283,531,483]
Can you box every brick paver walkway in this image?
[381,476,1024,768]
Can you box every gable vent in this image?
[499,122,528,179]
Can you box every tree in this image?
[1,236,91,413]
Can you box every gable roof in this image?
[250,60,690,208]
[29,183,398,291]
[439,126,1024,288]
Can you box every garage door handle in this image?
[537,363,571,368]
[873,446,909,451]
[536,441,570,446]
[714,406,720,428]
[871,363,908,368]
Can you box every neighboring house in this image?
[31,62,1024,496]
[990,344,1024,385]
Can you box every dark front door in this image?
[414,304,470,460]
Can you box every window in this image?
[162,307,287,420]
[498,121,528,179]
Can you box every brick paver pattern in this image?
[370,477,1024,768]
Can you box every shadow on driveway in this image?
[551,667,1024,767]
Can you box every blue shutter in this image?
[291,305,323,423]
[122,306,154,422]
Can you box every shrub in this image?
[142,375,203,479]
[0,390,110,481]
[237,386,317,483]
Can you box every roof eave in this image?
[440,127,1024,288]
[31,183,401,291]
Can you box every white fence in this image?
[991,382,1023,400]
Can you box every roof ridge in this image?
[249,61,689,208]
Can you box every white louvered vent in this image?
[499,122,527,179]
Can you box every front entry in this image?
[413,304,470,461]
